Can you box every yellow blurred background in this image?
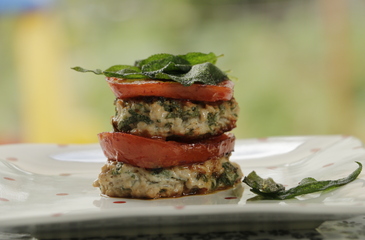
[0,0,364,144]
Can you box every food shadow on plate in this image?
[93,184,244,209]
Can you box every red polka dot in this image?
[3,177,15,181]
[56,193,69,196]
[59,173,71,176]
[267,166,278,170]
[51,213,63,217]
[258,137,268,142]
[174,205,185,210]
[225,197,237,200]
[0,198,9,202]
[323,163,334,168]
[311,148,321,153]
[113,201,126,204]
[5,157,17,161]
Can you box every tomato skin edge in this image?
[106,77,234,102]
[98,132,236,169]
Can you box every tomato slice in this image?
[106,77,234,102]
[98,132,235,169]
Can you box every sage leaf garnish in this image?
[243,161,362,200]
[71,66,103,75]
[71,52,227,86]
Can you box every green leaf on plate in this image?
[243,161,362,200]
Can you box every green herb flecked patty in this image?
[111,97,239,140]
[93,154,243,199]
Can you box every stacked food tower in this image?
[73,52,243,199]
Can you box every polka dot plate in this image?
[1,135,365,236]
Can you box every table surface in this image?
[2,215,365,240]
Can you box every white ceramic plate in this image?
[1,135,365,236]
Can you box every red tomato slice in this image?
[98,132,235,169]
[106,77,234,102]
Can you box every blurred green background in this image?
[0,0,364,144]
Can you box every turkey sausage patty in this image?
[112,97,239,140]
[93,154,243,199]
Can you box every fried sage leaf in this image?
[71,52,227,86]
[243,161,362,200]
